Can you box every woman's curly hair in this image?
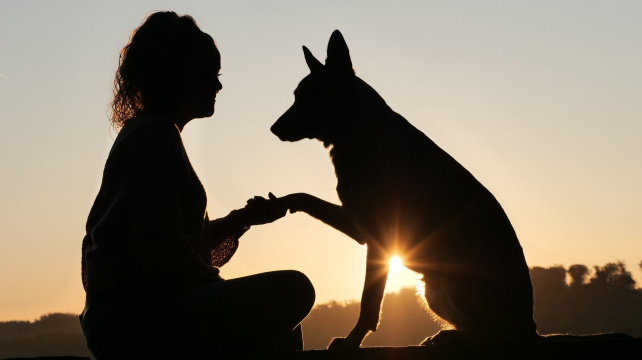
[110,11,215,129]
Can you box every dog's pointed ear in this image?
[303,46,323,72]
[326,30,355,75]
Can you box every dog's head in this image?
[271,30,362,146]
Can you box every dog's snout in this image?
[271,105,298,141]
[270,121,282,139]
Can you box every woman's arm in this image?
[200,193,287,267]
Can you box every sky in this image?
[0,0,640,321]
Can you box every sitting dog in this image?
[271,30,538,349]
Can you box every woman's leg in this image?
[82,270,315,359]
[176,270,315,353]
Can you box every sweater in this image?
[81,116,247,301]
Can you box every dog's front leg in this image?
[328,243,389,349]
[280,193,364,243]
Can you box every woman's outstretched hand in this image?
[242,192,288,226]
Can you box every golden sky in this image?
[0,0,640,321]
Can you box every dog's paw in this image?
[279,193,304,213]
[420,329,466,347]
[327,337,360,350]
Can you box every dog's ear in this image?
[326,30,355,76]
[303,46,323,72]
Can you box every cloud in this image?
[0,73,7,79]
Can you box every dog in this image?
[271,30,538,349]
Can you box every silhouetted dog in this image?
[271,30,538,349]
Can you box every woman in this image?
[80,11,315,359]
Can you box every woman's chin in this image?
[196,106,215,119]
[206,101,216,117]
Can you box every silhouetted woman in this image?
[80,11,315,359]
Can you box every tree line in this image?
[530,261,642,337]
[1,261,641,357]
[0,313,92,358]
[302,261,642,349]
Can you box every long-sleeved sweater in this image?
[81,116,247,302]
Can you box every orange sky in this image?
[0,1,640,321]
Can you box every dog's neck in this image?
[327,109,398,168]
[324,79,403,166]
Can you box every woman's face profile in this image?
[179,40,223,121]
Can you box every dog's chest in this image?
[331,149,384,211]
[335,171,355,204]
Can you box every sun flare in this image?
[385,255,422,294]
[389,255,404,272]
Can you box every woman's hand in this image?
[242,192,288,226]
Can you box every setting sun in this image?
[385,255,421,294]
[389,255,404,272]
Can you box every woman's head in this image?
[111,11,222,129]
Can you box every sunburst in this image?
[389,255,404,272]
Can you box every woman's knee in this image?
[280,270,316,312]
[264,270,315,321]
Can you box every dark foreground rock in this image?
[3,357,90,360]
[4,338,640,359]
[283,337,642,360]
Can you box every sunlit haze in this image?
[1,1,640,321]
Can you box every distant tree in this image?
[301,288,441,349]
[530,266,567,290]
[530,266,571,332]
[364,287,441,346]
[0,313,92,359]
[591,262,635,290]
[0,320,33,342]
[528,262,642,337]
[568,264,589,287]
[301,300,360,349]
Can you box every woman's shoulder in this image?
[111,116,181,153]
[120,116,179,141]
[103,116,188,176]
